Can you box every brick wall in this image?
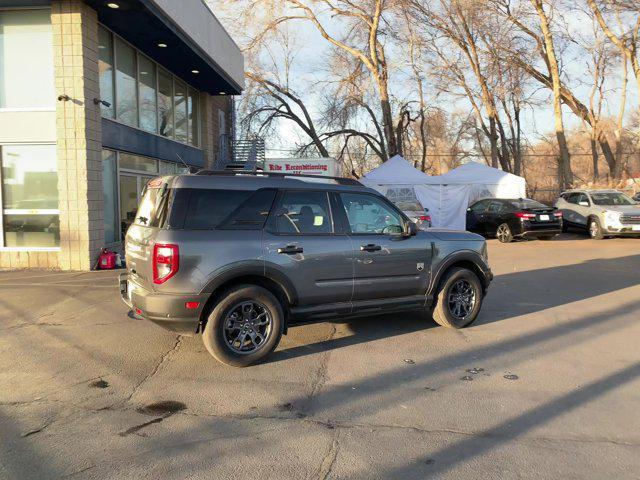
[52,0,103,270]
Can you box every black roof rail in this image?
[193,169,362,186]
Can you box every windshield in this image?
[590,192,635,206]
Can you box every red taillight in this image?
[554,211,563,218]
[185,301,200,310]
[418,215,432,222]
[515,212,536,219]
[153,243,179,284]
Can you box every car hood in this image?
[427,229,484,241]
[602,205,640,214]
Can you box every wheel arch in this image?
[430,251,490,297]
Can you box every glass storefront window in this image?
[158,68,174,139]
[119,153,158,173]
[188,89,199,147]
[0,10,54,109]
[115,37,138,127]
[102,150,118,244]
[1,144,59,247]
[98,26,115,118]
[138,54,157,133]
[174,80,188,144]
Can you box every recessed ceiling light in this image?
[157,43,168,48]
[107,2,119,8]
[140,71,148,75]
[219,92,226,95]
[191,69,199,74]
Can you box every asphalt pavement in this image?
[1,233,639,479]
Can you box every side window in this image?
[564,193,577,204]
[219,188,277,230]
[339,192,404,234]
[183,189,251,229]
[577,193,590,205]
[269,190,333,234]
[487,201,503,213]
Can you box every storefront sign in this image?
[263,158,340,177]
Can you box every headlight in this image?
[604,211,622,226]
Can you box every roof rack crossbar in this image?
[194,170,362,186]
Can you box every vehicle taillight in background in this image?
[515,212,536,219]
[153,243,179,284]
[418,215,432,222]
[554,211,563,218]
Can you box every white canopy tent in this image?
[361,156,527,230]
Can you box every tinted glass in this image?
[340,193,403,234]
[183,189,252,230]
[510,199,546,209]
[576,193,590,205]
[138,54,157,133]
[220,189,276,230]
[115,37,137,126]
[98,26,115,118]
[271,191,332,234]
[135,184,170,228]
[119,153,158,173]
[469,200,489,213]
[102,150,118,243]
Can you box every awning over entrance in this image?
[84,0,244,95]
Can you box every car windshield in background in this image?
[394,201,424,212]
[591,192,635,206]
[509,199,547,209]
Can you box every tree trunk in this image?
[513,104,523,176]
[380,97,396,160]
[590,137,599,181]
[489,116,499,168]
[533,0,572,187]
[598,132,620,179]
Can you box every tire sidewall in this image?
[203,285,283,367]
[435,268,483,328]
[497,223,513,243]
[589,217,604,240]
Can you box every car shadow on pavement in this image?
[271,254,640,362]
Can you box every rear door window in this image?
[219,189,277,230]
[268,190,333,234]
[183,189,252,230]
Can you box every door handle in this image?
[277,245,303,255]
[360,244,382,252]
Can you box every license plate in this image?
[539,214,550,221]
[633,225,640,231]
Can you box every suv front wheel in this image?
[588,217,605,240]
[432,267,483,329]
[203,285,284,367]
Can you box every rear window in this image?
[135,184,170,228]
[171,188,276,230]
[509,199,547,209]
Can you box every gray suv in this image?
[555,189,640,239]
[120,172,492,366]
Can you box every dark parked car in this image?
[467,198,562,243]
[633,192,640,203]
[120,171,493,367]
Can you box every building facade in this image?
[0,0,243,269]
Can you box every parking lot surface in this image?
[1,234,639,479]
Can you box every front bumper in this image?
[603,224,640,235]
[119,273,208,335]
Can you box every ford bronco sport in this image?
[120,172,493,367]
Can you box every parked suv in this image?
[555,189,640,239]
[119,172,492,366]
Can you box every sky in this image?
[208,1,639,161]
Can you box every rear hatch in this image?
[522,206,560,228]
[125,177,172,291]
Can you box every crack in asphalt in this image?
[123,335,182,404]
[307,324,337,403]
[314,431,340,480]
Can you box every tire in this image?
[588,217,605,240]
[202,285,284,367]
[432,267,483,329]
[496,223,513,243]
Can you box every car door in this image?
[466,200,490,233]
[484,200,505,234]
[262,189,354,307]
[335,191,432,301]
[573,193,591,227]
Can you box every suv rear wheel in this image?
[202,285,284,367]
[432,267,483,329]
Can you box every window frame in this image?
[0,142,60,251]
[265,189,336,236]
[98,24,201,148]
[335,191,408,236]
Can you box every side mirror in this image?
[404,221,418,237]
[467,208,472,212]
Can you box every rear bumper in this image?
[119,273,207,335]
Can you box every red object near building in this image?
[98,249,117,270]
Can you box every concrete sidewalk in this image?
[1,235,639,479]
